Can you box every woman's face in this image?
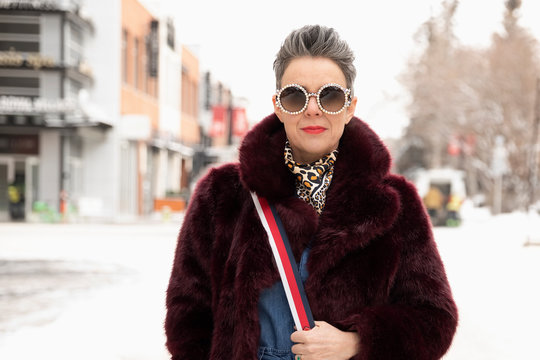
[273,56,357,164]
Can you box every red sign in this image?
[232,107,248,137]
[210,105,226,138]
[447,135,460,156]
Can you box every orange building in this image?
[181,45,200,146]
[178,45,200,189]
[121,0,159,123]
[121,0,159,215]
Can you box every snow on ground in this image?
[0,206,539,359]
[0,222,180,360]
[438,204,540,359]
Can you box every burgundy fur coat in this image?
[165,114,458,360]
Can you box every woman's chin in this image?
[293,147,333,163]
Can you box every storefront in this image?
[0,133,39,221]
[0,107,110,222]
[0,3,109,221]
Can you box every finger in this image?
[291,344,310,357]
[291,329,310,343]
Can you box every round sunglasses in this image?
[276,83,351,115]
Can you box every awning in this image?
[151,138,195,157]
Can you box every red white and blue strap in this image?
[251,192,315,331]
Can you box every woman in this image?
[165,25,458,360]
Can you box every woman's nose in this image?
[304,95,321,116]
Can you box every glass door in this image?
[25,157,39,217]
[0,157,14,222]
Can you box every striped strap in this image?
[251,192,315,331]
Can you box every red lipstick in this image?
[301,126,326,134]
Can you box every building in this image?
[197,71,249,172]
[78,0,198,218]
[179,44,199,189]
[0,0,109,222]
[117,0,161,216]
[0,0,201,221]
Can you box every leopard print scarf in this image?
[284,140,338,214]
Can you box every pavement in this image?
[0,220,181,360]
[0,207,539,359]
[436,209,540,360]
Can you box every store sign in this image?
[0,0,59,11]
[0,48,55,69]
[0,134,39,155]
[0,96,78,114]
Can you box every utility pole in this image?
[491,135,508,215]
[529,78,540,209]
[525,77,540,246]
[227,91,233,146]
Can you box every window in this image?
[142,39,148,93]
[122,29,128,83]
[0,69,39,97]
[181,74,187,113]
[166,18,175,50]
[68,79,82,99]
[0,15,40,52]
[133,37,139,89]
[68,23,84,66]
[192,82,198,117]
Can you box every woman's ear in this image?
[272,95,284,123]
[345,96,358,124]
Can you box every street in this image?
[437,207,540,359]
[0,207,539,359]
[0,221,180,360]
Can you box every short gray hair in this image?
[273,25,356,92]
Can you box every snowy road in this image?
[437,208,540,360]
[0,222,180,360]
[0,207,539,359]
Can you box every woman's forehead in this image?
[282,57,347,90]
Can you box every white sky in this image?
[159,0,540,139]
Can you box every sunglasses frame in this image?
[276,83,352,115]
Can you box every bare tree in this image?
[398,0,540,212]
[399,0,461,169]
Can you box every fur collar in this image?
[238,114,401,271]
[239,113,392,198]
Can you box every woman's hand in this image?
[290,321,360,360]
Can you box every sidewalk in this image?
[0,221,180,360]
[2,209,540,359]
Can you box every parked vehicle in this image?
[413,168,467,226]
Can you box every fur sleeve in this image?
[164,169,218,359]
[340,175,458,360]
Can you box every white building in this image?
[0,0,111,221]
[0,0,193,221]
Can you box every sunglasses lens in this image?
[320,86,346,112]
[279,87,306,113]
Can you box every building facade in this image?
[76,0,199,218]
[0,0,108,221]
[118,0,160,216]
[0,0,201,221]
[179,45,199,189]
[197,71,249,172]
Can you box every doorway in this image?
[0,157,14,221]
[0,156,39,221]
